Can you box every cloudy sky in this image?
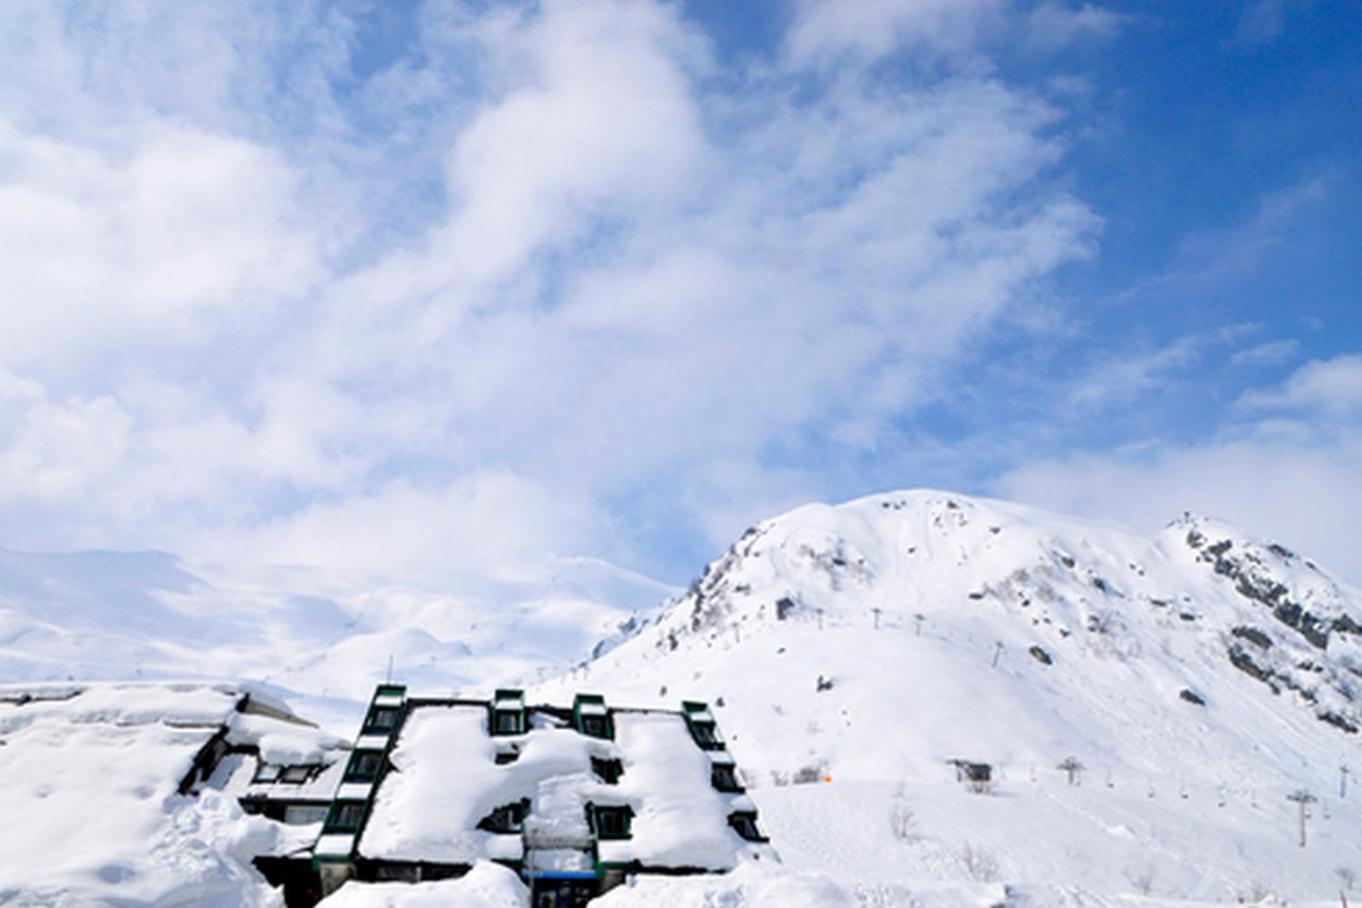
[1,0,1360,589]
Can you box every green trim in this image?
[311,683,407,865]
[490,688,527,736]
[572,693,614,740]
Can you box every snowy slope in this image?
[538,490,1362,903]
[0,548,668,726]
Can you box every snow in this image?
[534,490,1362,903]
[611,710,768,869]
[230,710,342,766]
[10,489,1362,905]
[0,682,288,905]
[360,704,518,863]
[316,833,359,858]
[0,545,670,730]
[358,700,770,873]
[593,862,856,908]
[320,861,528,907]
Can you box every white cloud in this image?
[998,438,1362,585]
[1024,3,1129,52]
[0,121,322,371]
[0,373,131,502]
[1117,175,1332,306]
[1067,338,1200,407]
[1230,0,1315,48]
[1231,338,1300,368]
[0,0,1102,586]
[784,0,1003,67]
[1001,352,1362,586]
[207,471,616,588]
[1241,354,1362,413]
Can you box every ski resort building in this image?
[255,685,775,906]
[0,680,770,905]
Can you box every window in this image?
[280,764,315,784]
[374,864,419,882]
[367,707,400,731]
[728,812,764,842]
[495,748,520,766]
[590,804,633,840]
[493,711,523,735]
[580,715,608,738]
[346,751,383,782]
[711,763,743,792]
[328,802,367,832]
[591,757,623,784]
[252,762,282,784]
[691,722,720,747]
[283,804,329,825]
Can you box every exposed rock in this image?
[1231,626,1273,650]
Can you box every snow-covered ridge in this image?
[590,490,1362,754]
[0,547,666,725]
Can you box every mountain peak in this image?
[558,488,1362,791]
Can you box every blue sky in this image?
[1,0,1360,588]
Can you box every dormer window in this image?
[728,811,766,842]
[588,804,634,840]
[490,689,527,737]
[493,710,523,735]
[325,801,367,833]
[345,750,383,783]
[690,721,723,749]
[592,757,624,784]
[280,764,316,784]
[711,762,743,792]
[573,694,614,740]
[366,707,400,732]
[252,762,282,784]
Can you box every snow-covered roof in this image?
[350,696,772,874]
[0,681,346,904]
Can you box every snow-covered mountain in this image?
[0,547,670,727]
[7,490,1362,905]
[540,490,1362,903]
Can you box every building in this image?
[0,681,349,905]
[256,685,776,906]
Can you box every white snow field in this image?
[5,490,1362,905]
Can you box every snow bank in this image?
[592,863,855,908]
[320,862,527,907]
